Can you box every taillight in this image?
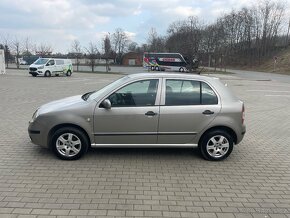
[242,104,245,124]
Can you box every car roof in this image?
[127,73,218,81]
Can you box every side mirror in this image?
[101,99,111,109]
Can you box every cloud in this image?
[0,0,289,53]
[163,6,202,17]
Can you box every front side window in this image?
[47,60,55,66]
[108,79,159,107]
[165,80,218,106]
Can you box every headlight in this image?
[38,65,44,69]
[30,109,39,122]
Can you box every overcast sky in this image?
[0,0,289,53]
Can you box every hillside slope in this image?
[242,47,290,74]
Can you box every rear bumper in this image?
[236,124,246,144]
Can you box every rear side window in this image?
[165,79,218,106]
[55,60,64,65]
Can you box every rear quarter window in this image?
[201,82,218,105]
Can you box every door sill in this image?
[91,143,198,148]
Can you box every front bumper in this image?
[28,120,49,148]
[29,70,44,76]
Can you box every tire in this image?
[151,66,155,71]
[66,70,72,77]
[44,71,51,77]
[155,66,160,71]
[51,127,89,160]
[199,130,233,161]
[179,67,185,72]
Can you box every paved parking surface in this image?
[0,70,290,218]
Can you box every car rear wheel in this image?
[44,71,51,77]
[199,130,233,161]
[51,127,89,160]
[155,66,160,71]
[151,66,155,71]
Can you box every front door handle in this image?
[145,111,157,116]
[202,110,214,115]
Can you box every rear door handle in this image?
[202,110,214,115]
[145,111,157,116]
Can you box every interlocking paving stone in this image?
[0,70,290,217]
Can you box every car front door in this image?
[93,79,161,144]
[46,59,56,73]
[158,79,221,144]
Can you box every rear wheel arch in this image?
[199,126,237,146]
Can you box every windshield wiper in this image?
[81,91,94,101]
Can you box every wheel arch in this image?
[48,123,91,148]
[45,70,51,77]
[198,126,237,146]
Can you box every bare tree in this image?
[167,16,203,72]
[286,18,290,45]
[103,34,112,72]
[71,40,82,72]
[127,41,138,52]
[11,37,22,69]
[112,28,129,64]
[197,0,286,68]
[0,34,11,68]
[147,28,166,52]
[35,43,53,57]
[85,42,98,72]
[23,37,33,56]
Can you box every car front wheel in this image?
[199,130,233,161]
[51,127,89,160]
[44,71,51,77]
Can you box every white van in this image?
[29,58,73,77]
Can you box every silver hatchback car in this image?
[28,73,246,161]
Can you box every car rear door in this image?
[158,78,221,144]
[93,78,161,144]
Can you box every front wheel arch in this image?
[44,70,51,77]
[48,124,91,149]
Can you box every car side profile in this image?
[28,73,246,161]
[29,58,73,77]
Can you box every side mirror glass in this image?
[101,99,111,109]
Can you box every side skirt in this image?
[91,143,198,148]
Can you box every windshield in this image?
[34,58,49,65]
[86,76,129,101]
